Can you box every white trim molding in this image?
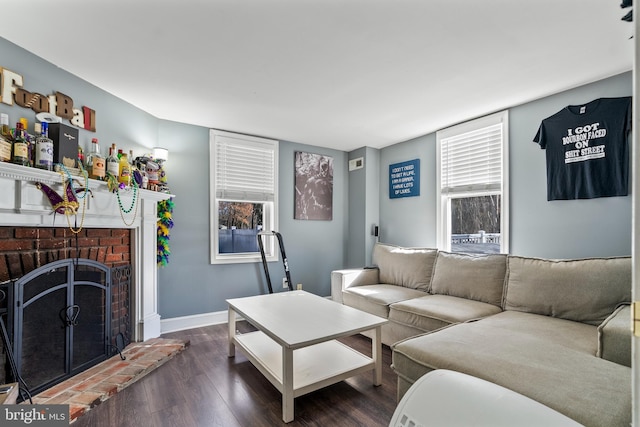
[160,310,230,334]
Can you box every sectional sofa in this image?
[331,243,632,427]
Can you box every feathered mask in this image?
[36,180,88,215]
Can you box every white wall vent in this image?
[349,157,364,171]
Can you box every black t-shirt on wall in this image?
[533,97,632,201]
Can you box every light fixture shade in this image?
[152,147,169,162]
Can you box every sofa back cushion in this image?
[505,256,631,325]
[372,243,437,291]
[430,251,507,306]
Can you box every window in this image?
[436,111,509,254]
[209,130,278,264]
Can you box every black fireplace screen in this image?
[10,259,112,395]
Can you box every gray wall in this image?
[0,38,158,162]
[378,71,632,260]
[157,121,349,317]
[0,37,348,320]
[364,147,380,264]
[379,133,438,248]
[509,72,632,258]
[347,147,380,267]
[347,147,367,267]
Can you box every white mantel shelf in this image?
[0,161,174,342]
[0,161,173,225]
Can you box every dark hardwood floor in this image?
[73,322,398,427]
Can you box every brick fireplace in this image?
[0,227,133,390]
[0,162,171,396]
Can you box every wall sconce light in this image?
[152,147,169,164]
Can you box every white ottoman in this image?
[390,370,583,427]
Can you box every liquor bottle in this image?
[118,151,131,186]
[0,114,11,162]
[11,122,29,166]
[34,122,54,171]
[86,138,105,180]
[128,149,138,185]
[19,117,34,167]
[142,172,149,189]
[0,114,9,137]
[106,145,120,178]
[19,118,29,142]
[77,145,85,169]
[0,135,10,162]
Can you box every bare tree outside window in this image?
[218,201,264,253]
[219,202,263,230]
[450,195,501,254]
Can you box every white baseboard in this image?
[160,310,229,334]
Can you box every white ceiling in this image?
[0,0,633,152]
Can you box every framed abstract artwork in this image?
[294,151,333,220]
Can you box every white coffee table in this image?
[227,290,388,423]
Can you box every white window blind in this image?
[214,136,276,201]
[440,123,503,194]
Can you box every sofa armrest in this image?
[597,304,631,367]
[330,268,380,303]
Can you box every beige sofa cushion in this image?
[505,255,631,325]
[343,284,427,318]
[389,294,502,332]
[597,304,631,367]
[430,251,506,306]
[372,243,437,291]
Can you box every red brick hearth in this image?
[29,337,189,423]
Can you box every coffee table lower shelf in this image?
[234,330,375,398]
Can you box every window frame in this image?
[436,111,509,254]
[209,129,279,264]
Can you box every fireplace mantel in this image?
[0,162,173,341]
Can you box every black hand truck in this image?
[257,231,293,294]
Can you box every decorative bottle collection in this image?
[1,110,174,264]
[0,112,167,193]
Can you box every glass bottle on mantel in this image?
[11,122,30,166]
[106,145,120,178]
[19,117,34,167]
[77,145,85,170]
[118,151,131,186]
[86,138,105,180]
[0,114,11,162]
[34,122,54,171]
[0,113,9,138]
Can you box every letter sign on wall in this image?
[389,159,420,199]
